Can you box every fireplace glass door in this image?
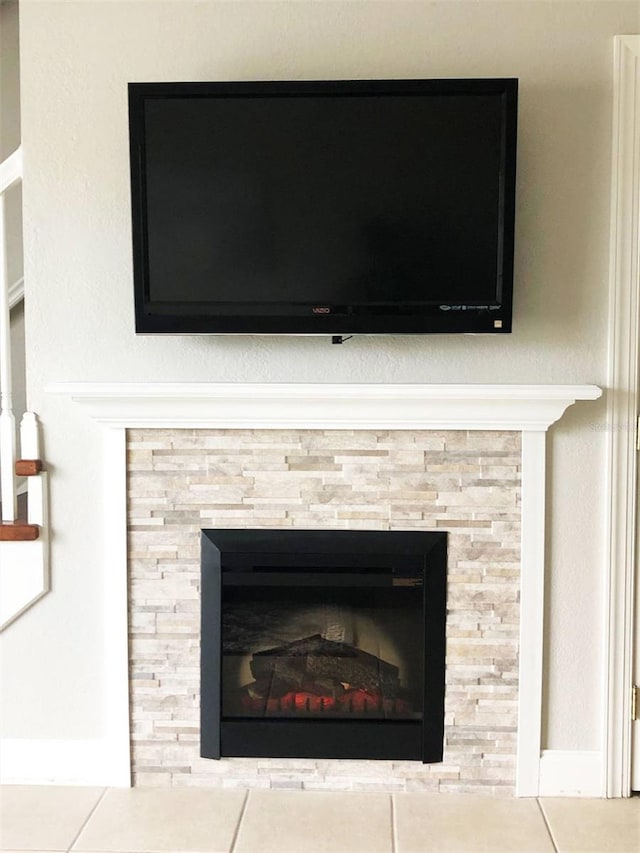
[201,529,446,762]
[223,569,424,721]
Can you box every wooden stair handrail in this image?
[0,521,39,541]
[15,459,43,476]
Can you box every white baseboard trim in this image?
[538,750,604,797]
[0,738,131,787]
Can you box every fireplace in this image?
[52,380,601,794]
[200,529,447,762]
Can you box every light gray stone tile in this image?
[72,788,246,852]
[235,790,393,853]
[394,792,553,851]
[0,785,104,852]
[540,797,640,852]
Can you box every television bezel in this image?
[129,78,518,335]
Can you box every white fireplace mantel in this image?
[48,381,601,431]
[47,382,601,796]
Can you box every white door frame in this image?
[604,35,640,798]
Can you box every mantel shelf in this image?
[48,382,602,432]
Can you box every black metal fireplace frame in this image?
[201,529,447,763]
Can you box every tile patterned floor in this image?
[0,785,638,852]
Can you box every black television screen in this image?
[129,79,517,335]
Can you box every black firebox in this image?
[200,529,447,763]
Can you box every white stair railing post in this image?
[0,190,17,522]
[20,412,42,528]
[20,411,39,460]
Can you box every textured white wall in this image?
[1,1,636,755]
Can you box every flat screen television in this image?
[129,78,518,335]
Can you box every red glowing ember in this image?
[240,687,412,716]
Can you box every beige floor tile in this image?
[393,792,555,852]
[70,787,246,852]
[0,785,104,852]
[234,790,392,853]
[540,797,640,852]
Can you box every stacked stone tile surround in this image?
[127,428,521,794]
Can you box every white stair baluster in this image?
[0,191,17,522]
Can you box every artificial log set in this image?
[234,634,414,718]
